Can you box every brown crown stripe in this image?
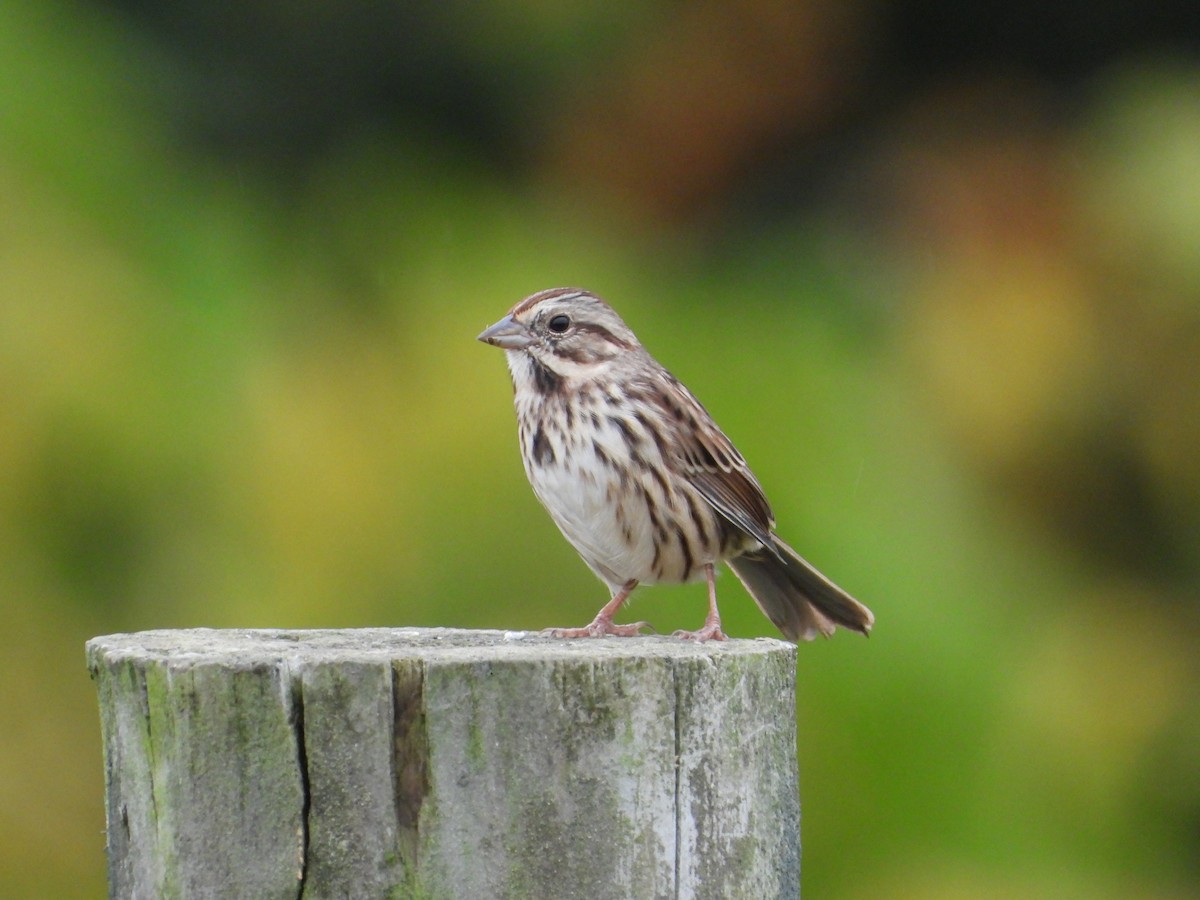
[509,287,591,316]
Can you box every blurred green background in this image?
[3,0,1199,896]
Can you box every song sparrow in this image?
[478,287,874,642]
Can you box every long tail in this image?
[727,536,874,642]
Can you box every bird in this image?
[478,287,874,642]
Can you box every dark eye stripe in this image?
[574,322,634,349]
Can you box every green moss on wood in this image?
[89,629,799,899]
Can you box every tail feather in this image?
[727,536,874,642]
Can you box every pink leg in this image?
[673,564,728,642]
[546,580,652,638]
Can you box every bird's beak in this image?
[477,315,534,350]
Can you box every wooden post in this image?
[87,628,800,899]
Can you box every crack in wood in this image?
[392,659,428,873]
[290,675,311,899]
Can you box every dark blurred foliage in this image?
[2,1,1198,896]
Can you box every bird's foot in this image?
[544,617,653,638]
[672,621,728,642]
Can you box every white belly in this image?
[529,462,658,589]
[520,411,724,591]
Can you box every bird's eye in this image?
[547,314,571,334]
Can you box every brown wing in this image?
[649,371,783,559]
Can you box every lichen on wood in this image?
[88,628,799,899]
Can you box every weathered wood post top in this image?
[88,627,800,899]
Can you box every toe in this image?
[672,625,729,642]
[544,620,653,638]
[544,626,591,638]
[604,621,653,637]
